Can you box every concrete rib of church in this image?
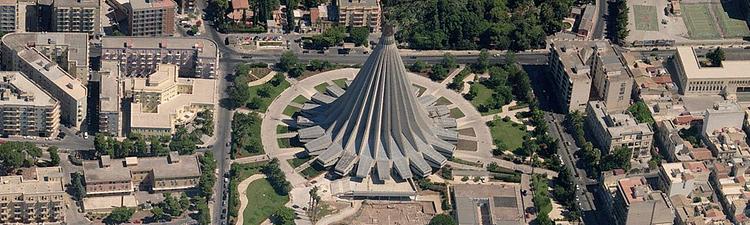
[304,27,456,181]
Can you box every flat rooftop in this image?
[0,167,65,195]
[17,48,87,100]
[550,39,616,81]
[123,0,175,10]
[53,0,99,7]
[676,46,750,79]
[101,36,217,59]
[588,101,653,137]
[99,61,121,113]
[453,183,524,225]
[338,0,379,8]
[83,153,201,183]
[1,32,89,69]
[0,71,58,107]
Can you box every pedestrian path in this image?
[235,174,267,225]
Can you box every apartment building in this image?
[658,162,710,197]
[52,0,100,34]
[0,0,25,33]
[590,41,633,112]
[98,61,122,137]
[710,161,750,224]
[0,167,65,224]
[586,101,654,165]
[548,40,594,112]
[702,101,750,159]
[82,152,201,196]
[0,33,88,129]
[124,64,215,136]
[0,71,60,137]
[655,120,714,162]
[336,0,380,32]
[122,0,176,36]
[612,176,674,225]
[673,46,750,101]
[101,37,219,78]
[671,194,731,225]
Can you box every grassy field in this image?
[449,108,465,119]
[712,3,750,38]
[247,79,290,112]
[292,95,309,105]
[276,125,295,134]
[287,154,313,168]
[282,105,300,116]
[315,83,329,93]
[469,82,501,115]
[277,137,303,149]
[333,78,348,88]
[242,179,289,225]
[633,5,658,31]
[488,119,528,151]
[228,162,268,224]
[301,164,326,179]
[683,4,722,39]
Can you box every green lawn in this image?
[333,78,348,89]
[488,119,528,151]
[287,154,313,168]
[277,137,303,149]
[229,162,268,224]
[314,83,329,93]
[449,108,465,119]
[292,95,309,105]
[276,125,295,134]
[300,164,326,179]
[282,105,300,116]
[469,82,501,115]
[633,5,658,31]
[683,4,722,39]
[247,79,290,112]
[712,3,750,38]
[242,179,289,225]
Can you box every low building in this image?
[673,46,750,101]
[1,33,89,130]
[83,152,201,196]
[612,176,675,225]
[124,64,216,136]
[52,0,100,35]
[586,101,654,166]
[336,0,380,32]
[101,37,219,78]
[0,167,65,224]
[658,162,710,197]
[98,61,123,137]
[671,194,730,225]
[710,160,750,224]
[0,71,60,137]
[226,0,251,23]
[452,183,527,225]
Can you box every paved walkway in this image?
[235,174,267,225]
[231,154,269,164]
[247,71,277,86]
[440,65,466,85]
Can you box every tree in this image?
[428,214,456,225]
[48,146,60,166]
[195,201,211,225]
[430,64,449,81]
[440,53,458,69]
[105,207,134,225]
[288,66,304,78]
[273,207,296,225]
[601,146,632,171]
[161,193,184,217]
[410,60,428,72]
[707,47,726,66]
[94,133,113,156]
[150,207,171,222]
[349,27,370,46]
[69,172,86,201]
[473,49,490,73]
[170,127,196,155]
[284,0,298,33]
[612,0,630,43]
[277,51,299,72]
[150,136,168,156]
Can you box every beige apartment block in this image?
[337,0,380,32]
[98,61,123,137]
[548,40,594,112]
[0,0,25,33]
[0,33,88,129]
[52,0,100,34]
[612,176,674,225]
[586,101,654,164]
[122,0,176,36]
[674,46,750,101]
[590,42,633,112]
[101,37,219,78]
[124,64,216,137]
[0,167,65,224]
[83,152,201,196]
[0,71,60,137]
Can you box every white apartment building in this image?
[0,71,60,137]
[337,0,381,32]
[0,167,65,224]
[52,0,100,34]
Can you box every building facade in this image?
[548,40,594,112]
[0,0,24,33]
[124,64,215,136]
[123,0,176,36]
[51,0,100,34]
[101,37,219,78]
[336,0,380,32]
[0,167,65,224]
[673,46,750,101]
[612,176,675,225]
[1,33,88,129]
[98,61,122,137]
[590,42,633,112]
[0,71,60,137]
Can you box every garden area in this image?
[227,70,289,112]
[228,162,267,225]
[230,112,263,158]
[463,52,532,116]
[242,179,289,225]
[488,118,528,151]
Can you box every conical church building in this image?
[296,26,458,181]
